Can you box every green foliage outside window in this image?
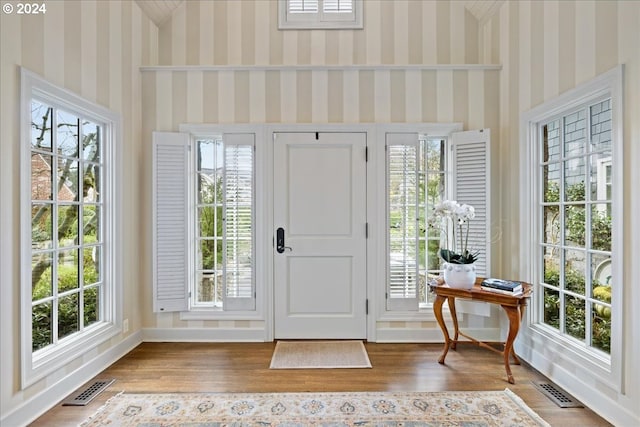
[543,181,612,354]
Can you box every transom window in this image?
[278,0,363,29]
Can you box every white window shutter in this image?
[222,133,255,311]
[451,129,491,277]
[152,131,190,313]
[386,132,420,311]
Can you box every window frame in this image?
[519,66,624,391]
[20,68,123,388]
[278,0,363,30]
[377,123,464,322]
[177,124,264,322]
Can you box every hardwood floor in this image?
[30,342,611,426]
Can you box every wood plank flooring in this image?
[29,342,611,426]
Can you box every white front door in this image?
[273,132,367,339]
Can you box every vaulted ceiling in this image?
[135,0,504,29]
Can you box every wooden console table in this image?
[429,278,532,384]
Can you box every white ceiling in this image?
[135,0,504,29]
[463,0,504,24]
[135,0,183,26]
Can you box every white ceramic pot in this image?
[443,262,477,289]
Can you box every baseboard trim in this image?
[0,331,142,427]
[142,327,267,342]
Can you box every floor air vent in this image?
[63,379,115,406]
[532,381,583,408]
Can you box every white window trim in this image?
[278,0,363,30]
[20,68,123,388]
[519,66,624,391]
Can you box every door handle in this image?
[276,227,292,253]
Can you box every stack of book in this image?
[480,278,523,295]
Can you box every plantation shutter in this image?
[152,131,189,313]
[386,133,420,311]
[450,129,491,277]
[281,0,360,28]
[223,133,255,311]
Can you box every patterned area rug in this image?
[81,389,550,426]
[270,340,372,369]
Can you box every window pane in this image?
[92,167,102,203]
[83,246,100,285]
[199,239,216,270]
[543,164,560,202]
[564,249,586,294]
[590,152,612,201]
[32,252,53,300]
[31,153,53,200]
[82,164,99,202]
[564,294,585,340]
[543,205,559,244]
[32,203,53,249]
[57,159,80,201]
[58,205,79,247]
[564,158,585,202]
[57,110,80,158]
[563,110,586,157]
[196,272,221,304]
[592,204,612,251]
[290,0,319,12]
[31,101,52,151]
[592,304,611,353]
[590,99,611,152]
[84,285,100,327]
[58,249,79,293]
[543,246,560,287]
[564,205,585,247]
[198,206,217,237]
[82,120,101,162]
[58,293,79,340]
[324,0,352,12]
[542,120,561,163]
[543,287,560,329]
[83,205,100,243]
[32,301,53,351]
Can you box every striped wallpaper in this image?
[485,0,639,279]
[159,0,482,66]
[141,67,500,128]
[0,0,157,418]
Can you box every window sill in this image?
[179,310,264,322]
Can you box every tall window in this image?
[278,0,362,29]
[521,66,622,389]
[540,98,613,354]
[194,137,254,310]
[21,69,121,386]
[387,135,446,309]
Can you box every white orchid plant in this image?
[430,200,479,265]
